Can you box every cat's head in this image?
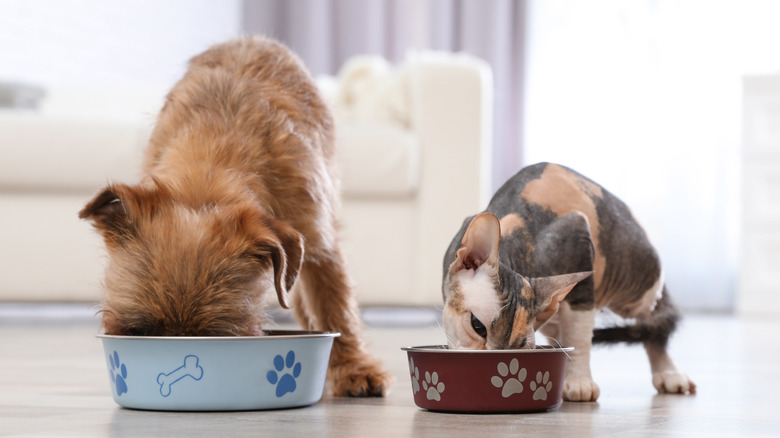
[442,212,592,350]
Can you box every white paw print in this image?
[491,358,527,398]
[422,371,445,401]
[530,371,553,400]
[409,358,420,394]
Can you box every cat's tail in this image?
[592,288,680,347]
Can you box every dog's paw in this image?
[563,376,600,402]
[652,371,696,395]
[329,358,395,397]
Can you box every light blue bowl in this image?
[98,330,339,411]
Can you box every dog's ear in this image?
[79,185,134,246]
[255,219,304,309]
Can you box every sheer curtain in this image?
[242,0,526,192]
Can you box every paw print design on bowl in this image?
[491,358,527,398]
[409,358,421,394]
[422,371,445,401]
[530,371,553,401]
[266,350,302,397]
[109,350,128,396]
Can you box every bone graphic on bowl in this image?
[156,355,204,397]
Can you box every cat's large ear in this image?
[450,212,501,276]
[531,271,593,328]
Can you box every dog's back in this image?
[142,37,339,254]
[146,37,333,170]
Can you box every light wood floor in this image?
[1,306,778,437]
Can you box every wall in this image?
[0,0,242,92]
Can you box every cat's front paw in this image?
[652,371,696,395]
[329,357,395,397]
[563,377,600,402]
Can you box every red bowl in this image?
[401,345,572,413]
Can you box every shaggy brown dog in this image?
[79,37,392,396]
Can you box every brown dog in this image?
[79,37,392,396]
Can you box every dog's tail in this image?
[592,288,680,347]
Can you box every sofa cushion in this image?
[336,122,419,199]
[0,111,149,192]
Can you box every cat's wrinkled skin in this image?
[442,162,696,401]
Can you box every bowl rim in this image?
[96,330,340,341]
[401,344,574,353]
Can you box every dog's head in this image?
[79,180,303,336]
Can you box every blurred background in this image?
[1,0,779,318]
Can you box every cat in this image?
[441,162,696,401]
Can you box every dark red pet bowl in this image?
[402,345,572,413]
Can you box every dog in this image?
[79,37,392,396]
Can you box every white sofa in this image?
[0,52,492,307]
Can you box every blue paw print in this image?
[109,350,128,396]
[266,351,301,397]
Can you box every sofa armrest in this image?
[323,52,493,306]
[411,54,493,304]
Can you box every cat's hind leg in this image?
[646,343,696,394]
[594,289,696,394]
[642,291,696,394]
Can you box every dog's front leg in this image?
[295,252,394,397]
[557,302,600,402]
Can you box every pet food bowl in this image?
[98,330,339,411]
[402,345,573,413]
